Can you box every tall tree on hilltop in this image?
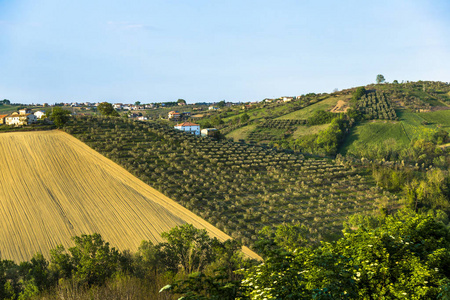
[376,74,386,84]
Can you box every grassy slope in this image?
[398,111,440,141]
[226,124,257,141]
[341,109,450,154]
[0,130,259,262]
[276,96,344,120]
[419,110,450,130]
[293,124,331,139]
[340,121,409,154]
[225,95,347,142]
[0,105,20,114]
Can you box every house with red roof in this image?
[168,111,181,120]
[174,122,200,135]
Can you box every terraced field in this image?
[0,131,258,262]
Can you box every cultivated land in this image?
[276,96,342,120]
[225,124,257,141]
[221,82,450,153]
[0,130,259,262]
[64,116,395,248]
[292,124,331,139]
[341,109,450,155]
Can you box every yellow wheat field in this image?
[0,130,260,262]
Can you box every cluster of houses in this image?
[262,96,301,103]
[113,103,155,110]
[0,108,46,126]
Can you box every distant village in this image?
[0,94,305,136]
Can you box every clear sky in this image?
[0,0,449,104]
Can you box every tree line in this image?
[1,209,450,299]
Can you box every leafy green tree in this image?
[135,240,162,277]
[68,233,120,286]
[210,115,223,127]
[256,223,308,257]
[26,253,50,291]
[217,100,226,108]
[240,113,250,123]
[159,224,217,274]
[49,107,71,127]
[307,109,336,125]
[160,238,246,300]
[241,210,450,299]
[134,101,141,106]
[97,102,119,116]
[0,260,18,300]
[352,86,366,102]
[315,119,343,155]
[49,245,73,282]
[433,129,449,145]
[160,270,244,300]
[376,74,386,84]
[177,99,187,105]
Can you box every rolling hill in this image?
[0,130,259,262]
[63,116,395,248]
[222,81,450,155]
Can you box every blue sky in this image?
[0,0,449,104]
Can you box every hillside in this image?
[221,81,450,158]
[0,130,259,262]
[63,116,396,248]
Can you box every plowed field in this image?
[0,131,259,262]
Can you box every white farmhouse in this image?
[34,111,46,119]
[5,113,37,126]
[174,122,200,135]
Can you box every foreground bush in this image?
[240,210,450,299]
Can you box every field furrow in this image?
[0,130,259,262]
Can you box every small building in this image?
[137,116,148,121]
[5,113,37,126]
[168,111,181,120]
[174,122,200,135]
[208,106,218,110]
[0,114,7,125]
[34,111,46,119]
[282,97,294,102]
[113,103,123,110]
[19,108,32,115]
[201,128,218,137]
